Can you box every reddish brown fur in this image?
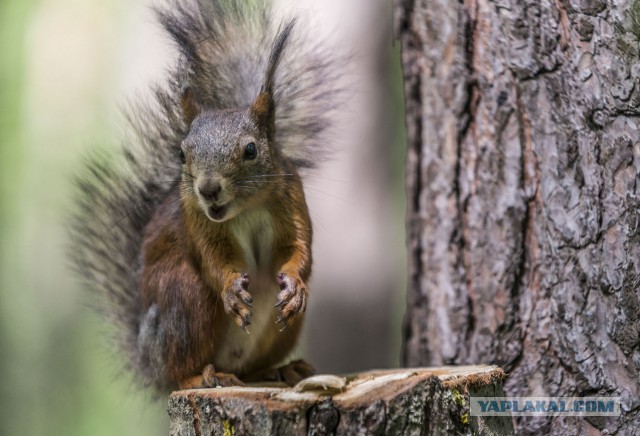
[139,160,312,386]
[136,16,314,389]
[251,92,276,140]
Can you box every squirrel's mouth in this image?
[207,204,228,222]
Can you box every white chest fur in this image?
[215,208,280,373]
[229,207,274,272]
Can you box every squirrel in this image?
[70,0,340,392]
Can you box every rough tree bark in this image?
[396,0,640,434]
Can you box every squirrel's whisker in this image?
[248,173,293,176]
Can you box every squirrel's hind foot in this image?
[178,364,246,389]
[242,359,316,387]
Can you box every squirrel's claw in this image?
[222,272,253,333]
[278,322,289,332]
[240,290,253,308]
[274,272,307,329]
[275,315,289,331]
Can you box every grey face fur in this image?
[180,108,277,222]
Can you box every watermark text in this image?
[470,397,620,416]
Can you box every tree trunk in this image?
[168,366,513,435]
[396,0,640,434]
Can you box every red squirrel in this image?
[71,0,340,392]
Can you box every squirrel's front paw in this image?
[222,273,252,333]
[275,273,308,330]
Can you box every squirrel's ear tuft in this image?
[260,19,296,96]
[180,87,200,126]
[250,19,296,138]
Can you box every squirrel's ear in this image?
[180,87,200,126]
[251,91,275,135]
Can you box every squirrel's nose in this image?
[198,181,222,202]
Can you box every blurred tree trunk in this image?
[395,0,640,434]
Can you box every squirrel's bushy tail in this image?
[70,86,186,388]
[70,0,340,388]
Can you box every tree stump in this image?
[168,365,514,435]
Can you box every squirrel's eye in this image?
[180,149,186,164]
[243,142,257,160]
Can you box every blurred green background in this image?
[0,0,405,435]
[0,0,169,434]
